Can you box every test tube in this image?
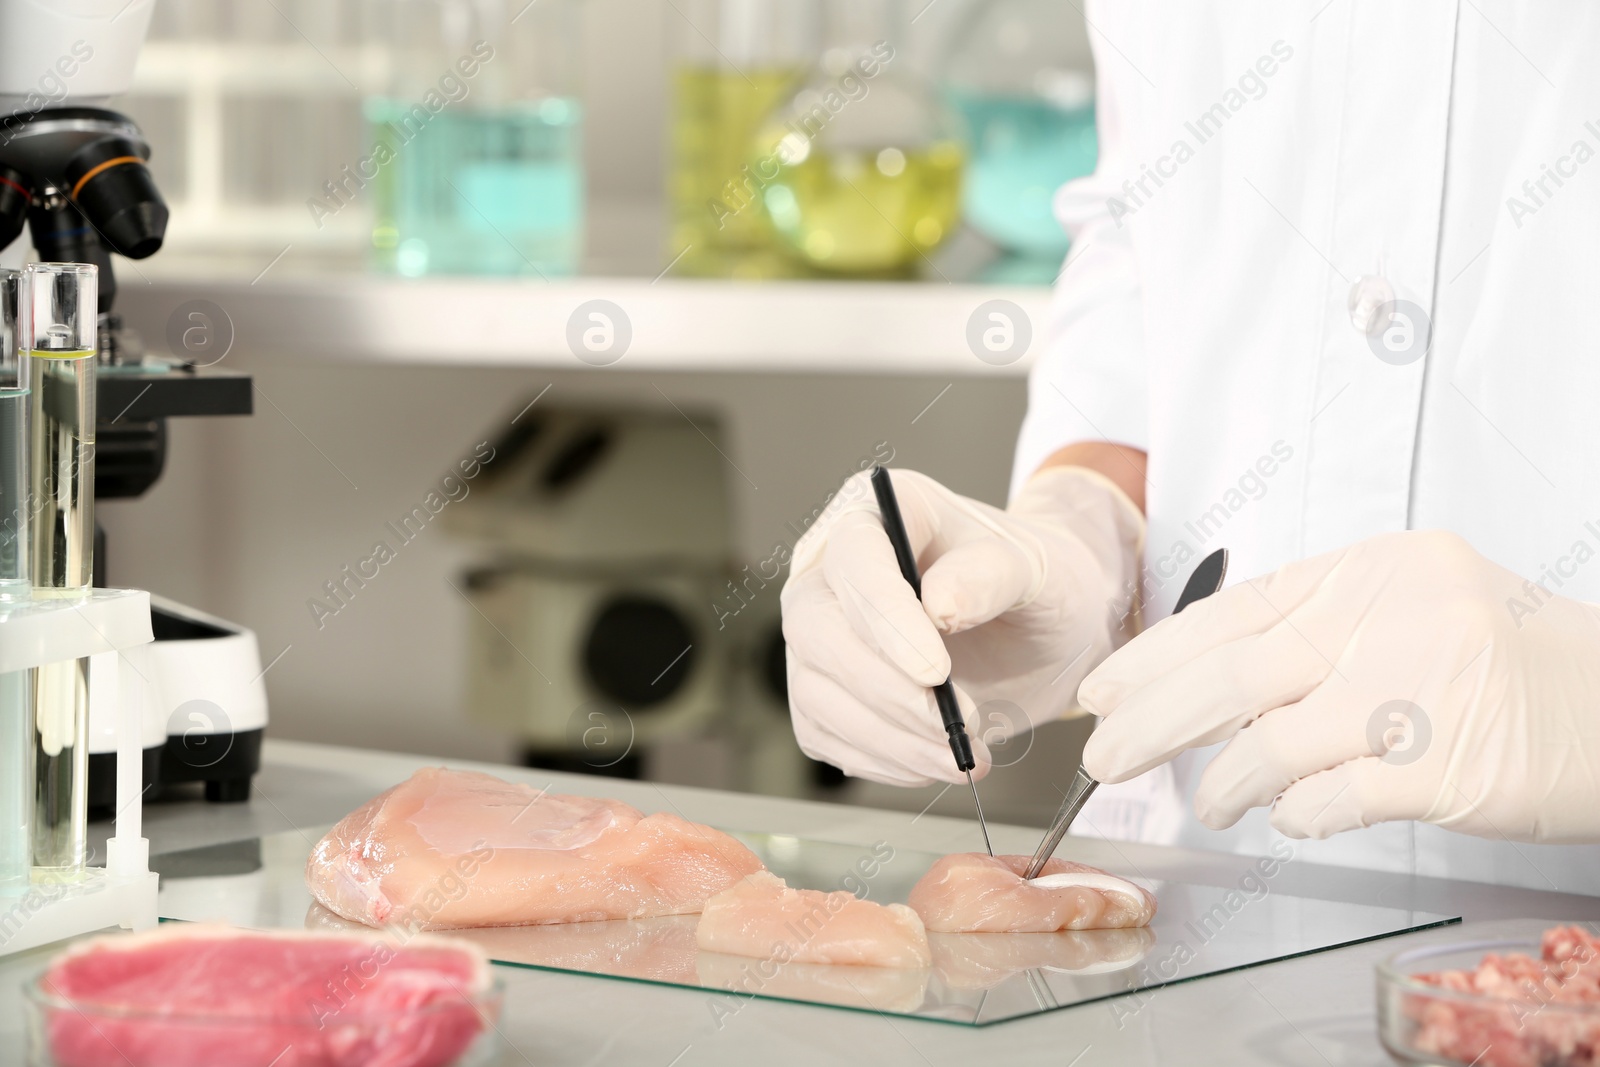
[23,263,97,879]
[0,268,25,598]
[26,263,97,596]
[0,268,31,892]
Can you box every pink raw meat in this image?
[1409,926,1600,1067]
[37,925,492,1067]
[306,768,764,929]
[696,871,932,968]
[908,854,1156,933]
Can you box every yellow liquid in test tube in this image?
[29,349,95,596]
[27,347,94,878]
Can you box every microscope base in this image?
[160,726,263,803]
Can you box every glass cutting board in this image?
[152,827,1458,1026]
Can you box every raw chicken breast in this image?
[909,854,1156,933]
[307,767,763,929]
[696,871,932,968]
[37,925,491,1067]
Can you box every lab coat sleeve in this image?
[1009,1,1149,502]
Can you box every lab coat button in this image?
[1348,275,1396,335]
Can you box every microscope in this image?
[1,0,265,809]
[0,105,165,359]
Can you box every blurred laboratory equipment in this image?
[0,6,251,959]
[370,0,584,277]
[0,251,159,937]
[443,403,735,778]
[146,600,268,803]
[941,0,1096,276]
[754,0,964,276]
[85,361,263,813]
[667,0,819,278]
[723,588,815,799]
[0,0,265,812]
[87,599,269,814]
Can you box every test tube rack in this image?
[0,589,158,956]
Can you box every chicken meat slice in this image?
[306,767,764,929]
[909,854,1156,933]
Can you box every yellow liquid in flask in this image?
[759,140,965,275]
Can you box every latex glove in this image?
[1079,530,1600,844]
[781,466,1143,787]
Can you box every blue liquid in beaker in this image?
[369,96,585,278]
[947,89,1097,259]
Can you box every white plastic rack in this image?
[0,590,159,956]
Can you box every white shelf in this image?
[115,274,1051,376]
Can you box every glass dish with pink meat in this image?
[1378,926,1600,1067]
[23,955,504,1067]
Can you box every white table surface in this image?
[6,738,1597,1067]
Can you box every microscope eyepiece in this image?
[0,165,28,250]
[63,135,167,260]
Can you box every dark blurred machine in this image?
[722,580,817,798]
[0,1,261,807]
[445,404,733,777]
[445,401,814,792]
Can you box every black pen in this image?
[869,466,994,856]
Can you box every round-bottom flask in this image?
[941,0,1098,264]
[753,1,965,276]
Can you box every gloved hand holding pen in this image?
[1079,530,1600,843]
[780,465,1144,787]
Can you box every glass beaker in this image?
[22,262,96,880]
[666,0,819,278]
[752,0,965,276]
[941,0,1097,269]
[0,268,29,895]
[369,0,585,278]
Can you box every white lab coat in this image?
[1012,1,1600,894]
